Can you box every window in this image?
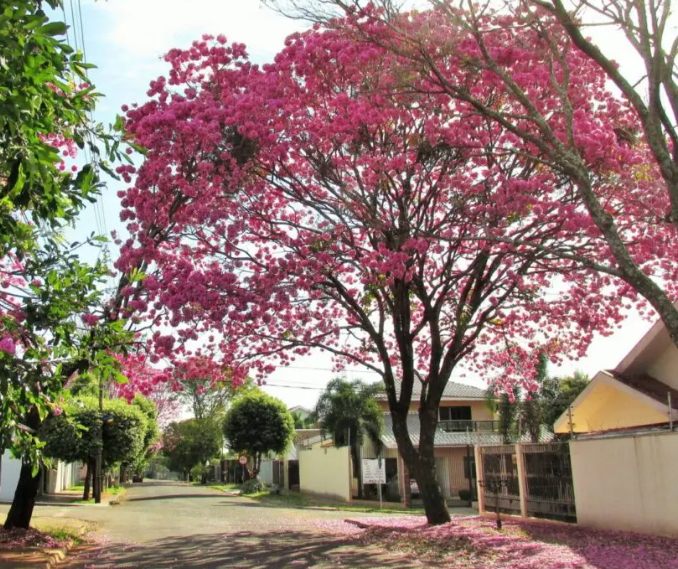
[439,406,472,421]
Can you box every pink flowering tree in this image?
[114,26,676,523]
[272,0,678,346]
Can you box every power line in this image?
[263,384,326,391]
[276,365,382,375]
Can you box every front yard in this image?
[335,515,678,569]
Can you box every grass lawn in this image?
[241,489,425,515]
[336,515,678,569]
[74,485,125,504]
[206,483,239,492]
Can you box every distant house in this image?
[295,379,549,504]
[289,406,313,420]
[258,429,321,491]
[554,313,678,434]
[369,380,529,503]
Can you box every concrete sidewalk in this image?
[1,488,126,508]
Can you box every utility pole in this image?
[94,374,103,504]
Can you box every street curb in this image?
[0,538,75,569]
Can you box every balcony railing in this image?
[438,420,500,433]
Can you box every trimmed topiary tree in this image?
[223,391,295,479]
[40,396,148,499]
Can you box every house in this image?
[551,309,678,536]
[365,380,508,503]
[554,312,678,434]
[289,406,313,420]
[294,379,551,505]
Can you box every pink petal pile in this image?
[337,515,678,569]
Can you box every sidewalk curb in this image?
[0,538,76,569]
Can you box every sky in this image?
[56,0,662,412]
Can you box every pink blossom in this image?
[0,336,16,355]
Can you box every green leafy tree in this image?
[162,417,222,481]
[223,391,295,478]
[0,0,133,529]
[176,375,255,421]
[315,379,383,498]
[521,351,549,443]
[123,395,160,479]
[40,396,148,499]
[539,372,590,434]
[291,410,316,429]
[486,388,520,445]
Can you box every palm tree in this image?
[315,378,383,499]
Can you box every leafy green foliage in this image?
[485,362,590,441]
[539,372,590,433]
[177,376,255,421]
[0,0,129,255]
[316,378,383,453]
[315,378,383,495]
[291,410,316,429]
[162,417,222,476]
[239,478,267,495]
[223,391,295,475]
[40,396,148,468]
[0,236,132,462]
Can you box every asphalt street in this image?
[33,482,431,568]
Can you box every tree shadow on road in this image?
[67,530,425,568]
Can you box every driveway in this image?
[38,482,432,568]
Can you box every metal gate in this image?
[523,443,576,522]
[479,445,521,515]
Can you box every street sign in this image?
[361,459,386,484]
[238,455,248,465]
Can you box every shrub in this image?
[239,478,267,495]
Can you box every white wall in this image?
[571,432,678,536]
[45,461,80,494]
[259,460,274,485]
[0,451,21,502]
[299,445,352,502]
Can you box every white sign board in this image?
[362,459,386,484]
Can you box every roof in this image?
[294,429,321,445]
[615,299,678,374]
[607,371,678,410]
[375,379,486,401]
[379,414,552,449]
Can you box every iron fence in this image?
[523,442,576,522]
[479,445,521,515]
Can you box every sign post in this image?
[239,455,248,483]
[361,458,386,509]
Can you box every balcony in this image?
[438,420,500,433]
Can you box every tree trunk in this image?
[390,405,451,525]
[3,461,41,529]
[414,450,450,525]
[350,443,363,499]
[83,461,92,500]
[90,458,98,501]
